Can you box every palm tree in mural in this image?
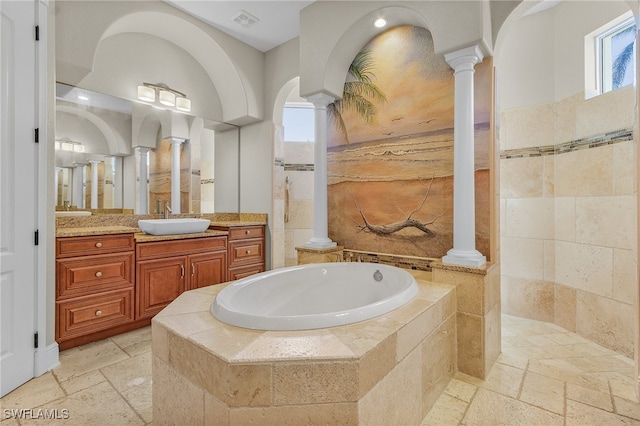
[327,49,386,144]
[612,25,636,89]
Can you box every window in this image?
[598,17,636,94]
[283,105,314,142]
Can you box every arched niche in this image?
[299,2,492,98]
[56,104,128,156]
[55,1,262,125]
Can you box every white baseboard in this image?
[34,342,59,376]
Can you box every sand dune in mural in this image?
[328,171,490,259]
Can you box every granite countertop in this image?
[209,221,266,227]
[134,229,228,242]
[55,226,140,238]
[55,213,267,239]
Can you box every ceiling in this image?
[165,0,315,52]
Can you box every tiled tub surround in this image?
[500,88,637,359]
[152,272,456,425]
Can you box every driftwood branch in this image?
[351,174,442,236]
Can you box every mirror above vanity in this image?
[55,82,239,215]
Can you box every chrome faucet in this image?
[164,200,172,219]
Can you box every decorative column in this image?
[442,45,486,268]
[304,93,337,248]
[73,163,85,209]
[137,147,149,214]
[168,137,185,214]
[54,167,61,206]
[89,160,100,209]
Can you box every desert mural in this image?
[327,25,493,259]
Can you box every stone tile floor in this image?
[1,315,638,425]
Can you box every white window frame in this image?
[598,17,636,94]
[585,12,636,99]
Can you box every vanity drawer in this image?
[136,236,227,261]
[56,253,134,299]
[56,234,135,258]
[223,225,265,241]
[56,288,134,341]
[229,238,264,268]
[228,263,265,281]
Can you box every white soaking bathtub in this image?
[211,262,418,330]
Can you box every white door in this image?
[0,0,37,397]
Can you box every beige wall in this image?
[284,142,315,266]
[498,1,637,358]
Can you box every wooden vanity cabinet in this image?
[135,236,227,319]
[55,233,136,349]
[209,225,265,280]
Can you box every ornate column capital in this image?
[444,44,484,72]
[306,92,335,109]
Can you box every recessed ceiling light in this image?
[374,18,387,28]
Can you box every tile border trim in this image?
[500,127,633,159]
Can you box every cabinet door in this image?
[189,252,227,290]
[136,257,187,319]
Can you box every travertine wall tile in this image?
[554,284,577,332]
[554,146,614,197]
[273,361,359,405]
[231,403,358,425]
[575,86,635,140]
[421,314,457,416]
[501,104,555,150]
[396,303,442,361]
[358,347,423,426]
[227,364,271,407]
[503,276,554,323]
[554,197,576,242]
[501,237,544,280]
[555,241,613,298]
[613,141,637,195]
[505,198,554,239]
[457,313,484,378]
[151,324,169,363]
[484,303,501,375]
[167,332,227,401]
[500,157,544,198]
[543,240,555,282]
[575,195,635,250]
[543,155,555,197]
[285,200,313,228]
[576,291,635,358]
[204,391,230,426]
[612,248,637,304]
[153,356,204,426]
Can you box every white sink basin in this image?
[138,218,211,235]
[55,211,92,217]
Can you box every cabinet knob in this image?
[95,242,103,248]
[245,230,251,234]
[246,250,251,254]
[95,271,102,277]
[95,310,102,316]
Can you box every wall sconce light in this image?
[137,82,191,112]
[55,138,85,152]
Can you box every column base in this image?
[442,249,486,267]
[304,237,337,249]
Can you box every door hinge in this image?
[34,230,39,246]
[35,25,39,41]
[34,332,39,349]
[34,128,39,143]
